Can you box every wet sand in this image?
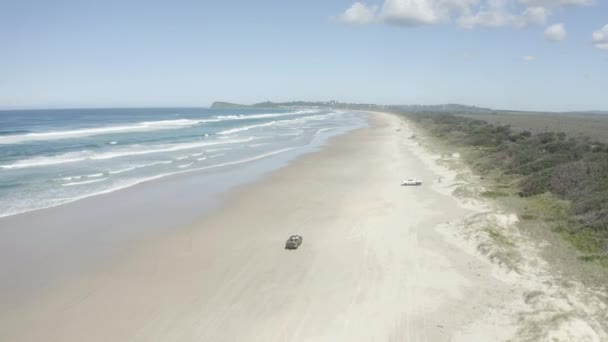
[0,112,510,341]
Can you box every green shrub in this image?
[401,111,608,256]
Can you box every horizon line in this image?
[0,103,606,114]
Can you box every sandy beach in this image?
[0,112,528,341]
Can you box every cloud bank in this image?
[339,0,591,29]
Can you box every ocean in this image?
[0,107,367,218]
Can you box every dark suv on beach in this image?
[285,235,303,249]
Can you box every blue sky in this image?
[0,0,606,111]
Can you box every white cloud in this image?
[592,24,608,50]
[523,55,537,61]
[458,6,547,28]
[518,7,548,26]
[544,23,567,41]
[438,0,480,15]
[380,0,446,26]
[457,0,506,28]
[340,2,378,24]
[519,0,594,8]
[458,9,511,28]
[338,0,593,31]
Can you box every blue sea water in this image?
[0,107,366,218]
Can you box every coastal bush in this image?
[481,190,510,198]
[401,111,608,258]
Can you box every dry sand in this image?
[1,112,577,341]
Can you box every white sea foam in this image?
[273,113,337,127]
[177,163,193,168]
[108,161,172,175]
[197,157,207,161]
[0,110,324,145]
[206,147,232,152]
[1,138,255,170]
[109,162,171,174]
[0,118,218,144]
[217,113,336,137]
[218,121,278,135]
[108,166,138,175]
[214,109,318,121]
[56,173,103,181]
[198,147,294,170]
[247,142,273,148]
[87,173,104,178]
[275,131,304,137]
[62,178,108,186]
[58,176,82,181]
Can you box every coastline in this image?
[0,111,513,341]
[0,115,366,308]
[0,109,364,219]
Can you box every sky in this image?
[0,0,607,112]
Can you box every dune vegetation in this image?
[400,112,608,266]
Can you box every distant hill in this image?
[210,101,346,109]
[210,101,493,113]
[565,110,608,115]
[210,102,251,109]
[388,104,493,114]
[211,100,606,116]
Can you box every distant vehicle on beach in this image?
[401,179,422,186]
[285,235,303,249]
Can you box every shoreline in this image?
[0,116,367,308]
[0,111,512,341]
[0,112,365,220]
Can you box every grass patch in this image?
[578,255,608,267]
[558,228,603,254]
[494,184,513,189]
[522,194,570,223]
[452,185,478,199]
[481,190,509,198]
[486,228,515,247]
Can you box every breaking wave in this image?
[0,118,217,144]
[0,110,320,145]
[1,138,255,169]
